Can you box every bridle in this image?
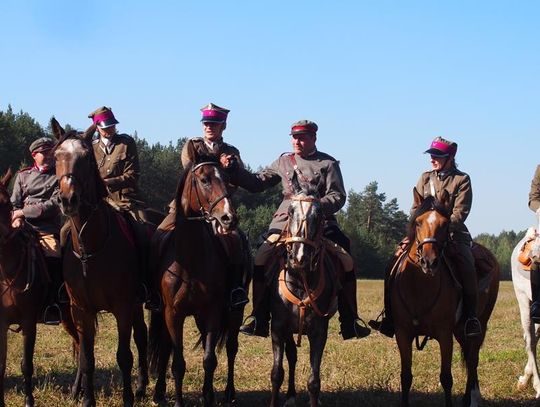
[284,196,323,250]
[186,162,230,222]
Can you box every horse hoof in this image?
[517,376,529,390]
[135,388,146,401]
[284,397,296,407]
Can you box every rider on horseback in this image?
[11,137,63,324]
[527,164,540,322]
[154,103,250,309]
[371,136,482,338]
[234,120,371,340]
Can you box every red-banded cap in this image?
[200,103,229,123]
[290,120,318,136]
[88,106,119,129]
[424,137,457,157]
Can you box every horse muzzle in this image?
[59,192,80,216]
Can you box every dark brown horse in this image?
[51,119,148,407]
[0,169,50,407]
[148,154,249,407]
[392,189,499,407]
[268,179,339,407]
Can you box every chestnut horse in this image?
[0,170,49,407]
[51,119,148,407]
[392,189,499,407]
[267,178,339,407]
[148,155,249,407]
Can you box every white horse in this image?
[511,227,540,398]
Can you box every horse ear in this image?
[439,189,451,208]
[1,168,12,187]
[291,172,303,195]
[412,187,423,207]
[50,117,65,140]
[82,123,97,142]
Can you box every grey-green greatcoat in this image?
[10,166,61,235]
[232,149,346,231]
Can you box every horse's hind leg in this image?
[307,325,329,407]
[284,336,297,405]
[270,330,285,407]
[21,321,37,407]
[132,305,149,400]
[438,333,454,407]
[396,332,413,407]
[115,312,135,407]
[516,291,540,397]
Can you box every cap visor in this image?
[424,148,449,157]
[97,118,119,129]
[201,118,225,123]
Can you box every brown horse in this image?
[51,119,148,407]
[267,178,339,407]
[148,154,249,407]
[392,188,499,407]
[0,169,50,407]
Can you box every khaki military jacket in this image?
[92,133,143,210]
[10,166,61,235]
[180,137,244,169]
[233,150,346,231]
[413,167,472,243]
[528,165,540,212]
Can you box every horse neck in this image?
[69,200,109,252]
[0,233,25,277]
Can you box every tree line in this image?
[0,106,524,279]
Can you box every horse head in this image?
[179,159,238,233]
[285,174,324,270]
[408,187,451,275]
[51,118,106,217]
[0,169,13,241]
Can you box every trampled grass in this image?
[3,281,538,406]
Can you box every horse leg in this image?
[153,327,171,405]
[307,323,329,407]
[202,330,218,407]
[270,330,285,407]
[224,310,242,404]
[76,311,97,407]
[115,311,135,407]
[132,305,148,400]
[284,335,297,406]
[396,332,413,407]
[0,324,7,407]
[516,292,540,397]
[20,321,37,407]
[166,311,186,407]
[459,336,482,407]
[439,333,454,407]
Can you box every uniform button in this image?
[107,170,111,173]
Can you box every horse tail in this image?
[148,309,171,376]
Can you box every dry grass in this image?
[2,281,537,406]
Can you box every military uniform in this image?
[528,165,540,212]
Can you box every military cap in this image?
[88,106,119,129]
[200,103,230,123]
[290,120,318,136]
[29,137,55,154]
[424,136,458,158]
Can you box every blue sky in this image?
[1,1,538,236]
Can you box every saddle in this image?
[517,227,537,271]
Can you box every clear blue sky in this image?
[1,1,538,236]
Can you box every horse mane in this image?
[406,195,450,241]
[174,162,193,223]
[55,131,108,201]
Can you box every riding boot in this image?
[43,256,63,325]
[230,263,249,309]
[530,263,540,323]
[369,255,398,338]
[240,265,270,337]
[338,272,370,340]
[454,243,482,338]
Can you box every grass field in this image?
[3,280,538,406]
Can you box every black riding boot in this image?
[230,263,249,309]
[240,265,270,337]
[43,256,63,325]
[338,273,370,340]
[456,245,482,338]
[369,256,397,338]
[530,263,540,323]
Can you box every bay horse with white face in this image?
[0,170,49,407]
[392,188,499,407]
[148,146,249,407]
[51,119,148,407]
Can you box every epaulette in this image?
[314,151,337,162]
[280,152,294,157]
[17,166,33,173]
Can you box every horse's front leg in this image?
[166,310,186,407]
[0,323,7,407]
[395,331,413,407]
[132,304,149,400]
[202,329,218,407]
[75,310,97,407]
[307,320,329,407]
[284,335,297,406]
[439,333,454,407]
[270,327,286,407]
[21,320,37,407]
[224,308,243,404]
[516,292,540,397]
[115,309,134,407]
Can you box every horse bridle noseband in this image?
[187,161,230,223]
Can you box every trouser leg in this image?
[239,265,269,337]
[338,271,370,339]
[43,256,62,324]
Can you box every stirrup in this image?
[230,287,249,308]
[57,283,70,304]
[145,293,163,312]
[464,317,482,338]
[43,304,62,325]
